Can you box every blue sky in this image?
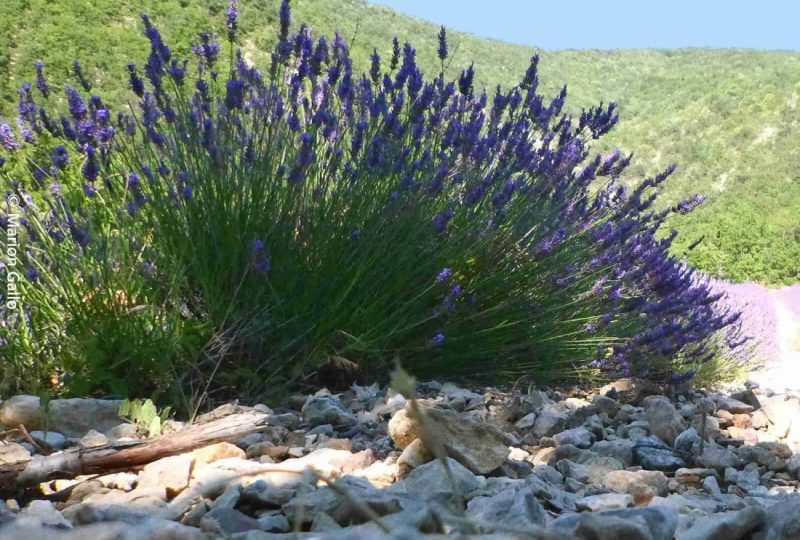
[369,0,799,51]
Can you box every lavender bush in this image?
[0,1,742,406]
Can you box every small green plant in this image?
[118,398,173,437]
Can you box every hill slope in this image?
[1,0,798,284]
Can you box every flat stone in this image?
[715,396,755,414]
[79,429,109,448]
[0,442,31,464]
[576,493,634,511]
[241,479,295,507]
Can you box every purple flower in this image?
[0,123,20,150]
[24,267,40,282]
[252,240,271,275]
[436,267,452,283]
[72,60,92,92]
[82,145,100,181]
[51,145,69,169]
[226,0,239,41]
[193,32,221,66]
[429,332,445,347]
[225,78,246,110]
[437,26,448,61]
[35,61,50,98]
[279,0,291,42]
[65,85,87,121]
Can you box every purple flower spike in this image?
[429,332,445,347]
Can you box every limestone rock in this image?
[388,405,509,474]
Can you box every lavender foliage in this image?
[0,4,747,396]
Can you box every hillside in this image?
[1,0,798,284]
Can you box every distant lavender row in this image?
[709,278,800,365]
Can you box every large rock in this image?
[551,506,679,540]
[399,457,484,500]
[533,406,568,438]
[0,395,42,428]
[644,398,686,446]
[388,405,509,474]
[466,485,547,527]
[714,396,755,414]
[675,507,765,540]
[759,494,800,540]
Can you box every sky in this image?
[369,0,800,51]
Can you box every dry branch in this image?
[0,408,269,496]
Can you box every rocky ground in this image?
[1,378,800,539]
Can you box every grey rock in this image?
[29,430,67,450]
[591,440,634,467]
[551,506,678,540]
[760,494,800,540]
[400,457,483,500]
[533,406,568,438]
[633,446,686,472]
[702,475,722,495]
[79,430,109,448]
[50,398,123,438]
[714,396,755,414]
[675,506,765,540]
[593,395,619,416]
[310,511,341,532]
[674,427,701,453]
[514,412,537,430]
[697,445,742,470]
[301,396,356,428]
[200,507,261,535]
[557,456,623,485]
[257,513,290,533]
[553,427,594,449]
[466,485,547,527]
[645,398,686,446]
[105,423,139,441]
[241,479,295,507]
